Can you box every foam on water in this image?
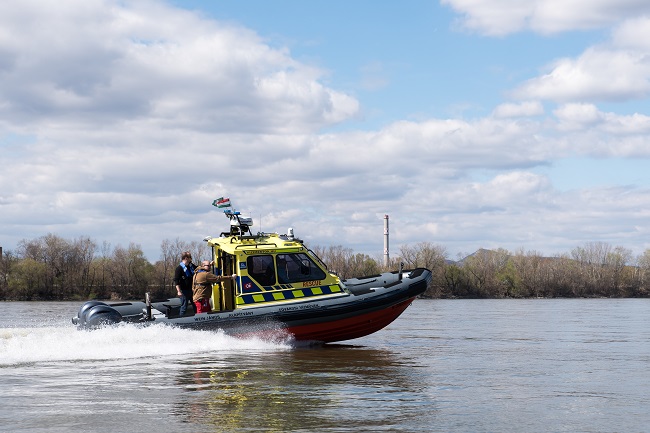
[0,323,292,366]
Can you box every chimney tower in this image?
[383,215,389,267]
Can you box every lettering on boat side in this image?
[193,311,254,322]
[278,303,320,312]
[227,311,254,317]
[302,280,321,287]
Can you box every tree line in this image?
[0,234,210,301]
[315,242,650,298]
[1,234,649,301]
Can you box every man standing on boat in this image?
[174,251,196,316]
[192,261,235,313]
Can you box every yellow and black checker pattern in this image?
[236,284,343,306]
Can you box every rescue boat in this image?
[72,211,432,343]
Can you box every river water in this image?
[1,299,648,433]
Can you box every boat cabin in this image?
[205,211,345,312]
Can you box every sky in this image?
[1,0,650,263]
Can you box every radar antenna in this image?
[223,210,253,237]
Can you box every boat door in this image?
[212,249,237,311]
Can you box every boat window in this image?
[247,255,276,286]
[276,253,326,284]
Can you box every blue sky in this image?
[1,0,649,263]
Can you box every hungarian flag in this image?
[212,197,231,208]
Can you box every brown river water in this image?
[1,299,649,433]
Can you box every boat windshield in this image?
[276,253,326,284]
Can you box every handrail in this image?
[306,248,329,271]
[234,242,279,250]
[345,278,378,286]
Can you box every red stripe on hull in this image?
[285,297,416,343]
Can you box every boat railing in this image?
[234,242,279,249]
[306,248,330,274]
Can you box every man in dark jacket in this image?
[174,251,196,316]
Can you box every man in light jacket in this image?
[192,261,235,313]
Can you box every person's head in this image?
[181,251,192,262]
[201,261,211,269]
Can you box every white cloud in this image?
[1,1,650,263]
[513,47,650,102]
[441,0,650,36]
[551,104,650,156]
[442,0,535,36]
[0,0,358,135]
[554,103,650,135]
[508,15,650,104]
[492,101,544,118]
[0,0,359,258]
[611,16,650,50]
[553,103,604,129]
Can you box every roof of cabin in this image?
[207,233,306,255]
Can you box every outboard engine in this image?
[85,305,122,328]
[72,300,106,326]
[72,301,122,329]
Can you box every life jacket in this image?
[180,261,195,278]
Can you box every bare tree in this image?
[0,249,18,300]
[510,249,547,297]
[105,243,152,299]
[156,238,179,294]
[461,248,511,297]
[636,250,650,296]
[571,242,633,296]
[346,253,380,278]
[312,245,354,279]
[399,242,448,297]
